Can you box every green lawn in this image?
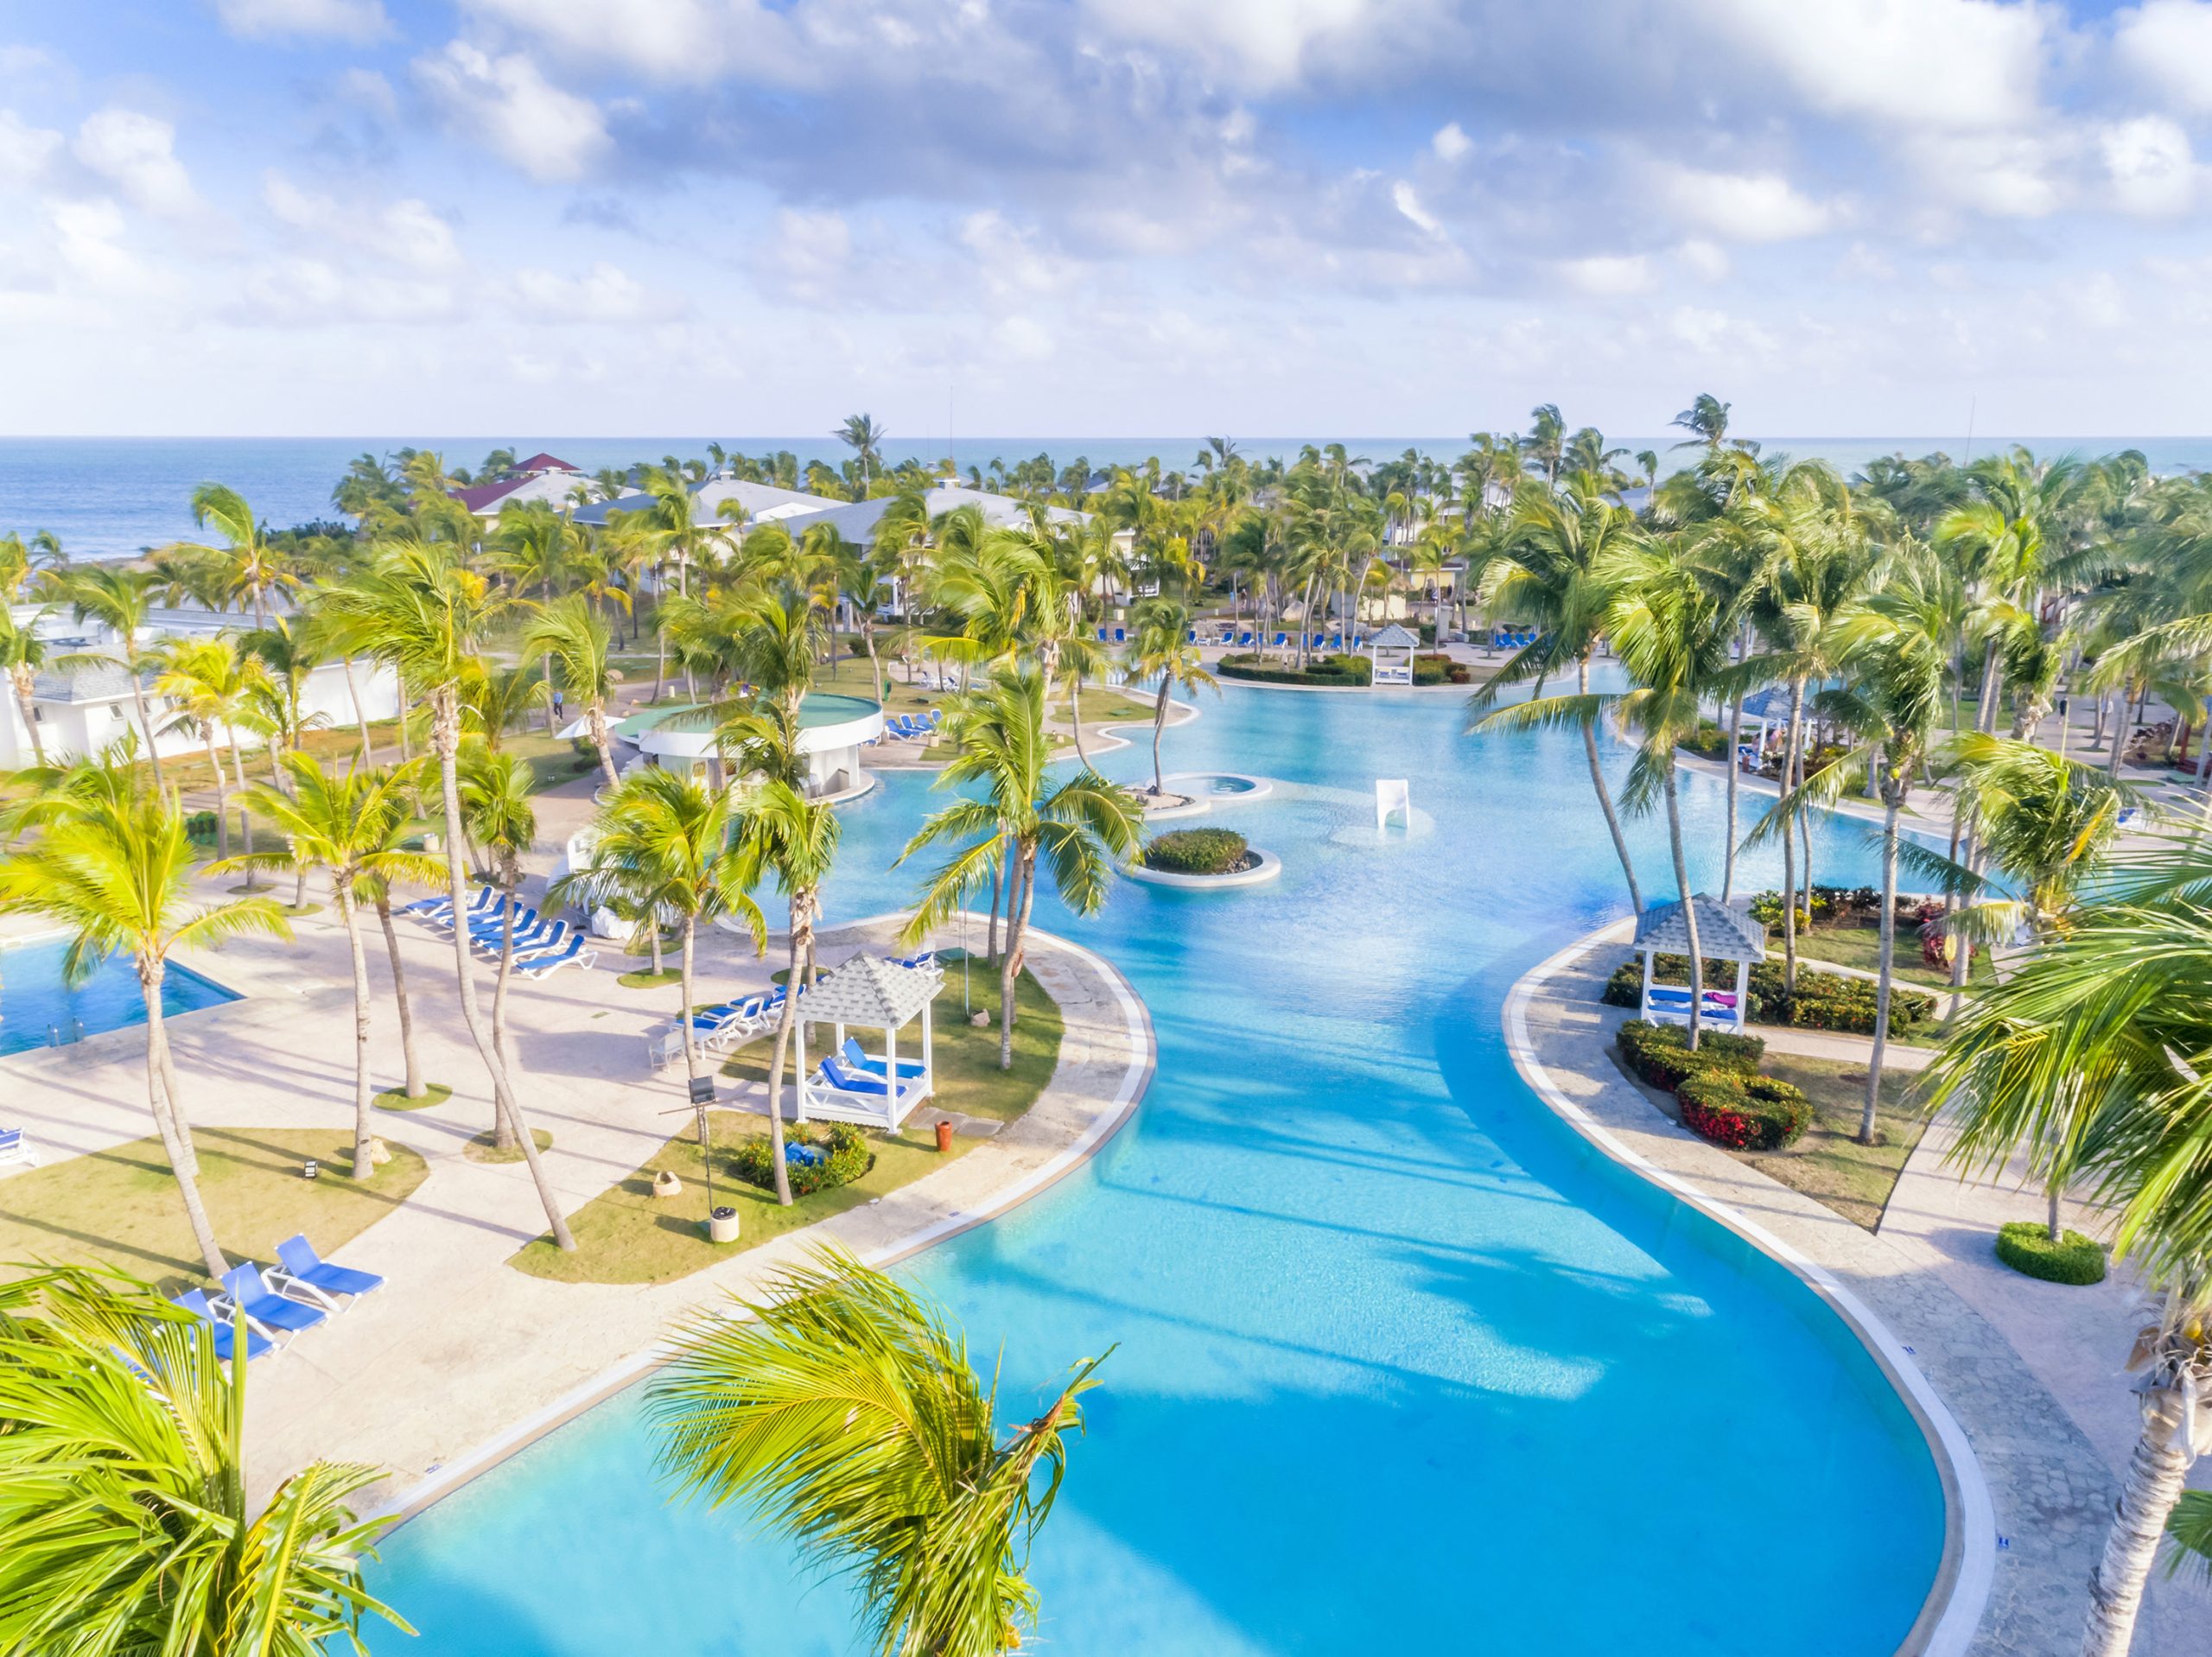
[1785,918,1974,988]
[509,957,1061,1285]
[0,1127,429,1289]
[1725,1056,1927,1231]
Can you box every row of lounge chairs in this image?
[647,952,942,1070]
[873,708,943,743]
[401,888,597,978]
[1491,629,1537,649]
[170,1234,385,1364]
[0,1126,35,1170]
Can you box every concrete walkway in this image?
[0,873,1153,1515]
[1505,922,2136,1657]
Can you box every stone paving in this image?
[1506,923,2145,1657]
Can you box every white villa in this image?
[450,453,604,522]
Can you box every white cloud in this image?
[1655,165,1833,241]
[1704,0,2045,132]
[1907,131,2063,218]
[1676,238,1730,281]
[997,314,1056,360]
[505,262,666,321]
[412,41,607,181]
[0,111,62,187]
[47,199,154,293]
[213,0,389,41]
[262,172,463,271]
[1081,0,1389,92]
[1559,253,1652,295]
[960,210,1074,297]
[2101,116,2196,217]
[1432,121,1471,162]
[336,67,398,121]
[1391,180,1441,236]
[2113,1,2212,113]
[73,110,200,218]
[243,257,460,324]
[758,206,854,305]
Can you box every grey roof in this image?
[1369,624,1421,648]
[1631,895,1768,962]
[799,955,941,1028]
[570,477,840,529]
[32,660,142,703]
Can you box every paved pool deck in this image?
[1508,921,2210,1657]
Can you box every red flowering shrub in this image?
[1675,1071,1813,1151]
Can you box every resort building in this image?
[607,692,883,800]
[448,454,601,521]
[569,476,844,534]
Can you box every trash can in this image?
[707,1206,741,1244]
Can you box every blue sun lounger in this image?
[174,1289,274,1363]
[274,1234,385,1305]
[218,1262,327,1344]
[842,1037,927,1079]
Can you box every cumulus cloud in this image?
[263,172,463,270]
[73,110,200,217]
[505,262,670,321]
[47,199,156,293]
[1559,253,1651,295]
[1391,180,1442,236]
[1080,0,1396,92]
[243,257,459,325]
[960,211,1074,298]
[2101,117,2196,216]
[412,41,607,181]
[2112,0,2212,114]
[0,111,62,187]
[1654,165,1833,242]
[1432,121,1471,162]
[213,0,389,41]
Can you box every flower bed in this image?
[730,1121,872,1199]
[1411,652,1471,686]
[1600,956,1934,1035]
[1218,651,1372,687]
[1993,1221,2108,1285]
[1142,828,1253,875]
[1613,1019,1812,1151]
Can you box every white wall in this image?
[0,659,401,769]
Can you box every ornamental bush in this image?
[1410,652,1471,686]
[1142,828,1252,875]
[1993,1222,2108,1285]
[1613,1019,1763,1090]
[1217,651,1373,687]
[1675,1070,1813,1151]
[730,1122,872,1198]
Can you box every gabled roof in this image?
[1631,895,1768,962]
[452,477,528,513]
[1369,624,1420,648]
[515,452,579,473]
[799,956,941,1028]
[569,477,841,529]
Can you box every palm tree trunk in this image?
[431,692,575,1248]
[1069,670,1089,765]
[492,876,520,1115]
[130,673,168,792]
[1662,760,1704,1050]
[2079,1390,2199,1657]
[1781,678,1805,990]
[862,622,883,712]
[678,916,700,1082]
[1860,778,1901,1144]
[1975,637,2003,734]
[1722,689,1745,901]
[141,982,226,1279]
[986,840,1005,964]
[1151,682,1170,794]
[204,733,230,860]
[336,886,376,1178]
[342,654,374,765]
[227,725,256,886]
[760,917,802,1206]
[376,894,426,1099]
[1000,848,1036,1070]
[589,700,620,790]
[14,674,45,765]
[1578,657,1642,913]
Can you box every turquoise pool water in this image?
[371,688,1946,1654]
[0,936,236,1057]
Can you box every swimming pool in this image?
[0,936,237,1057]
[371,687,1946,1654]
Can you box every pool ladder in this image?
[43,1018,85,1048]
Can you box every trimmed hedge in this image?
[1994,1222,2108,1285]
[1218,651,1372,687]
[730,1121,872,1198]
[1143,828,1252,875]
[1411,652,1471,686]
[1676,1070,1814,1151]
[1600,957,1935,1035]
[1615,1019,1763,1090]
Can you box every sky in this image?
[5,0,2212,440]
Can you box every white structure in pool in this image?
[1376,778,1411,830]
[793,955,938,1129]
[608,693,884,799]
[0,602,401,770]
[1368,624,1419,686]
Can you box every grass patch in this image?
[1995,1222,2107,1285]
[0,1127,428,1288]
[374,1081,452,1112]
[466,1127,552,1165]
[1699,1055,1928,1231]
[508,959,1061,1286]
[618,967,685,989]
[1787,919,1974,988]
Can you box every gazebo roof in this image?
[798,956,939,1027]
[1369,624,1420,648]
[1631,894,1768,962]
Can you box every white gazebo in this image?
[794,955,939,1130]
[1369,623,1419,687]
[1630,894,1767,1034]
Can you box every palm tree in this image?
[899,667,1142,1070]
[0,787,289,1278]
[458,742,539,1115]
[1124,597,1217,795]
[218,755,442,1177]
[524,594,624,788]
[317,543,576,1249]
[836,414,888,492]
[553,766,765,1099]
[178,482,296,627]
[1669,393,1733,451]
[0,600,54,765]
[56,563,172,790]
[1921,865,2212,1657]
[0,1266,409,1654]
[732,778,842,1205]
[649,1250,1106,1657]
[152,635,271,873]
[1470,485,1648,912]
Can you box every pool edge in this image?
[368,914,1156,1527]
[1501,919,1992,1657]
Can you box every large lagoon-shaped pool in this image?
[372,686,1945,1654]
[0,936,236,1056]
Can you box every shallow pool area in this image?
[372,687,1948,1655]
[0,936,237,1057]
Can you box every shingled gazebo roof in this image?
[1630,895,1768,962]
[798,956,939,1027]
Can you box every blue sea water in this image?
[0,935,236,1056]
[367,686,1948,1656]
[5,434,2209,561]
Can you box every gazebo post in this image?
[1639,947,1655,1022]
[794,1010,810,1124]
[1732,958,1749,1031]
[921,999,933,1095]
[886,1018,898,1128]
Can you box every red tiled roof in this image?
[515,452,579,473]
[451,477,527,512]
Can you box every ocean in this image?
[4,435,2209,562]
